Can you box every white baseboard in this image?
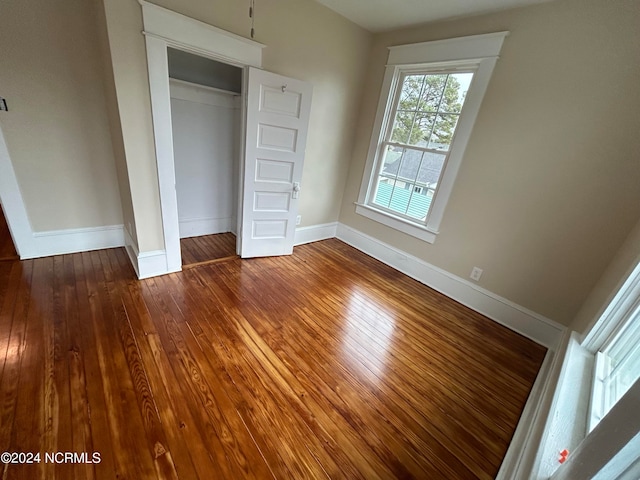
[336,223,565,350]
[123,231,139,278]
[179,216,235,238]
[294,222,338,246]
[23,224,125,259]
[137,249,173,279]
[124,229,175,280]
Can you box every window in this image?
[592,311,640,425]
[356,33,508,243]
[372,70,474,223]
[587,262,640,431]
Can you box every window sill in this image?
[354,203,437,243]
[534,332,594,478]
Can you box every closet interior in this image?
[168,47,243,267]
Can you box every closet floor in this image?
[181,233,237,268]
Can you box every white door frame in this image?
[0,123,35,258]
[140,0,264,273]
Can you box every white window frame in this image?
[356,32,508,243]
[584,260,640,432]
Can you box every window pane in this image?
[391,111,437,147]
[398,75,424,111]
[440,73,474,114]
[603,307,640,418]
[391,72,474,150]
[390,111,415,144]
[428,114,460,151]
[420,74,447,112]
[373,146,445,220]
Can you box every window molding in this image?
[355,203,437,243]
[582,260,640,353]
[585,260,640,432]
[356,32,508,242]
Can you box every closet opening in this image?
[167,47,243,268]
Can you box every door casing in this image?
[141,0,265,274]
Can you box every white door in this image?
[240,67,313,258]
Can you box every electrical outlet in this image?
[296,215,301,226]
[470,267,483,282]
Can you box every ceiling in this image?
[314,0,556,32]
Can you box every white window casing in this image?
[586,260,640,432]
[356,32,508,243]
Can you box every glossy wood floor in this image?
[180,233,237,267]
[0,207,18,261]
[0,239,546,479]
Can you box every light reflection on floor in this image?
[342,287,396,383]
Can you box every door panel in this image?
[258,124,298,151]
[241,67,313,258]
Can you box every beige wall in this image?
[102,0,166,252]
[102,0,371,253]
[0,0,123,231]
[257,0,372,227]
[339,0,640,325]
[571,217,640,336]
[94,0,137,249]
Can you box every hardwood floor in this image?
[180,233,237,267]
[0,207,18,261]
[0,239,546,479]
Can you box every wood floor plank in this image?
[73,253,116,480]
[221,251,528,480]
[85,250,156,479]
[64,253,99,480]
[0,262,24,383]
[293,243,536,421]
[0,261,32,464]
[194,263,465,479]
[8,257,50,479]
[173,268,353,479]
[140,273,275,479]
[100,248,179,479]
[98,249,181,480]
[44,255,73,480]
[180,233,236,266]
[214,257,493,478]
[228,279,482,477]
[112,248,202,480]
[0,239,546,479]
[136,285,246,480]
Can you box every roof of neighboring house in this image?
[382,148,445,186]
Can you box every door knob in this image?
[292,182,300,199]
